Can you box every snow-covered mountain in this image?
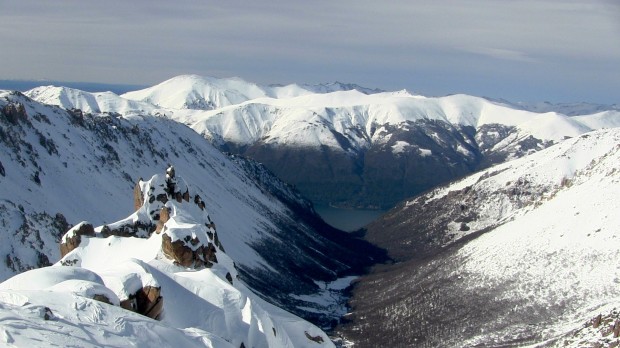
[507,100,620,116]
[119,75,380,111]
[26,76,620,208]
[336,128,620,347]
[25,85,158,115]
[0,170,335,347]
[0,89,382,330]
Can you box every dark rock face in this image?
[223,120,552,209]
[120,285,163,320]
[161,234,218,269]
[243,143,364,207]
[92,294,114,305]
[60,223,95,258]
[1,102,28,125]
[133,181,143,211]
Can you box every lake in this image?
[314,205,387,232]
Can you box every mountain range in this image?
[1,75,619,347]
[0,88,385,346]
[25,74,620,208]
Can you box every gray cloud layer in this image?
[1,0,618,102]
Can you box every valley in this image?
[1,75,619,347]
[313,205,387,232]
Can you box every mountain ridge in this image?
[0,89,382,327]
[336,128,620,347]
[23,75,620,208]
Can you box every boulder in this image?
[162,233,195,267]
[60,223,95,257]
[120,286,163,320]
[155,207,170,233]
[161,233,218,268]
[133,180,143,211]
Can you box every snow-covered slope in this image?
[338,128,620,347]
[187,90,602,147]
[25,85,158,115]
[0,90,379,326]
[0,171,334,347]
[120,75,380,111]
[26,75,620,208]
[182,90,617,207]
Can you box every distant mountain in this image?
[505,99,620,116]
[295,81,383,95]
[0,90,382,328]
[26,85,157,115]
[163,89,620,209]
[120,75,381,111]
[336,128,620,347]
[24,75,620,209]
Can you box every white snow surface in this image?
[406,128,620,345]
[0,289,223,348]
[25,75,620,153]
[0,173,334,347]
[0,88,306,276]
[119,75,378,111]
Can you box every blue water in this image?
[314,205,387,232]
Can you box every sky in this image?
[0,0,619,103]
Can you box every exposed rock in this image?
[99,221,155,238]
[42,307,55,321]
[155,207,170,233]
[120,286,163,320]
[161,233,218,268]
[304,331,324,343]
[60,223,95,258]
[133,180,143,211]
[194,194,205,210]
[162,233,195,267]
[1,102,28,124]
[92,294,114,305]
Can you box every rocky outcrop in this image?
[133,180,143,211]
[120,286,163,320]
[161,234,218,269]
[60,222,95,258]
[58,168,224,320]
[1,102,28,125]
[155,206,170,233]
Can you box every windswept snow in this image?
[0,172,335,347]
[0,88,371,328]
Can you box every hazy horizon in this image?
[1,1,619,103]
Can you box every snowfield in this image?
[23,74,620,209]
[0,172,335,347]
[1,86,379,346]
[25,74,620,154]
[338,128,620,347]
[3,75,620,347]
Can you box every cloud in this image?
[0,0,618,102]
[461,47,538,63]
